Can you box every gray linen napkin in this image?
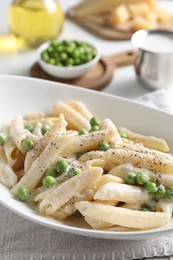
[1,89,173,260]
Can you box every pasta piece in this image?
[96,174,124,187]
[24,114,67,172]
[79,151,104,161]
[3,137,19,167]
[79,151,116,171]
[62,129,117,155]
[75,201,171,229]
[53,101,91,130]
[94,182,151,204]
[105,226,139,232]
[85,159,105,169]
[100,118,122,148]
[10,115,38,152]
[85,216,113,230]
[52,187,95,220]
[103,149,173,173]
[0,150,17,188]
[100,118,118,131]
[109,164,173,187]
[32,122,43,138]
[119,141,173,162]
[24,117,58,127]
[119,127,169,152]
[36,167,103,215]
[157,199,173,214]
[11,135,73,194]
[65,101,92,121]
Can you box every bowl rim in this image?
[37,39,101,71]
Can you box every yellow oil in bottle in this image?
[8,0,64,47]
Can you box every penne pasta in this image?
[119,127,169,152]
[62,129,117,155]
[52,187,96,220]
[0,149,17,188]
[24,117,58,127]
[103,148,173,173]
[94,182,151,204]
[24,114,67,172]
[75,201,171,229]
[65,101,92,121]
[11,135,73,194]
[53,101,91,130]
[37,167,103,215]
[109,164,173,187]
[10,115,38,152]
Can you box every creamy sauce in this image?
[139,33,173,53]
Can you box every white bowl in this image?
[1,75,173,240]
[37,41,101,79]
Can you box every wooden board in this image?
[30,50,136,91]
[67,9,173,40]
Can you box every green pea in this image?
[21,138,34,152]
[78,47,85,54]
[74,58,81,66]
[55,62,63,67]
[166,186,173,200]
[75,40,83,46]
[49,58,56,65]
[62,40,73,46]
[50,40,59,48]
[41,125,50,135]
[73,49,81,58]
[59,52,68,62]
[154,184,166,200]
[65,58,74,66]
[47,46,54,53]
[57,45,64,52]
[90,117,100,127]
[120,132,128,139]
[85,54,93,62]
[124,172,136,185]
[66,46,74,54]
[56,159,68,174]
[45,168,57,177]
[136,172,150,185]
[144,182,157,193]
[24,124,34,133]
[41,51,49,62]
[67,167,81,178]
[98,141,110,151]
[78,128,88,135]
[90,125,100,132]
[0,133,6,145]
[16,187,29,201]
[42,176,56,188]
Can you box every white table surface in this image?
[1,0,173,100]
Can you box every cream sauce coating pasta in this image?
[0,100,172,231]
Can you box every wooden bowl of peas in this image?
[37,39,101,79]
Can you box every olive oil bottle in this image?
[8,0,64,47]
